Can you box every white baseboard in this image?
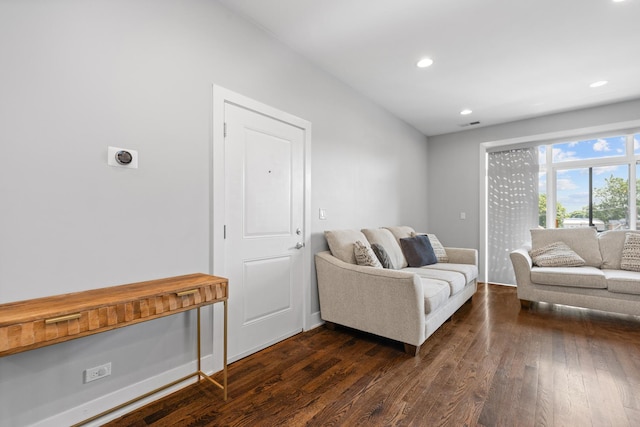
[228,329,302,363]
[32,355,216,427]
[37,311,324,426]
[305,311,323,331]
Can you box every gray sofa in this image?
[510,227,640,316]
[315,226,478,355]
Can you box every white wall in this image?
[427,99,640,276]
[0,1,428,425]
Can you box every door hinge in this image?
[223,122,227,138]
[224,225,226,239]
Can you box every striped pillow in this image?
[529,241,585,267]
[353,240,383,268]
[621,233,640,272]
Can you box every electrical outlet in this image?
[84,362,111,383]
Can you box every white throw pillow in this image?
[530,228,601,267]
[529,241,585,267]
[621,233,640,272]
[353,240,383,268]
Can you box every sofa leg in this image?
[465,296,473,305]
[520,299,532,309]
[324,321,337,331]
[404,343,420,356]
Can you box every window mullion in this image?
[547,145,555,228]
[630,135,637,230]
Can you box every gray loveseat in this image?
[315,226,478,355]
[510,227,640,316]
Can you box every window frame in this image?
[542,133,638,230]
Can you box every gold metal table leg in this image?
[73,302,228,426]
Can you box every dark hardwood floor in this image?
[105,284,640,426]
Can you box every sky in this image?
[539,135,640,215]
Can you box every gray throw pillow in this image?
[371,243,394,269]
[399,235,438,267]
[412,232,449,263]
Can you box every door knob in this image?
[295,242,305,249]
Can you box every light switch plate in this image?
[319,209,327,220]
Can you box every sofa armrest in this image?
[315,251,426,346]
[509,246,534,292]
[445,247,478,266]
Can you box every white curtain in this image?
[487,148,539,285]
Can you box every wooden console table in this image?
[0,273,228,426]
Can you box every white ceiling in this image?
[217,0,640,136]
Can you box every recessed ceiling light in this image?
[612,0,626,3]
[589,80,608,88]
[416,58,434,68]
[460,109,473,115]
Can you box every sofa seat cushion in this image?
[602,270,640,295]
[421,279,450,315]
[419,263,478,283]
[404,267,466,295]
[530,266,607,289]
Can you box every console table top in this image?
[0,273,227,326]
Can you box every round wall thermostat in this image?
[115,150,133,165]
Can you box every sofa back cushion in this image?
[384,226,416,240]
[324,229,369,264]
[598,229,640,270]
[362,228,407,269]
[530,228,602,268]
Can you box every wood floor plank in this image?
[596,367,632,427]
[102,284,640,427]
[534,324,555,426]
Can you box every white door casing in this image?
[211,86,312,367]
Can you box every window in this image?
[552,136,626,162]
[540,133,639,231]
[482,130,640,286]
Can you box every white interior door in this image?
[224,102,305,362]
